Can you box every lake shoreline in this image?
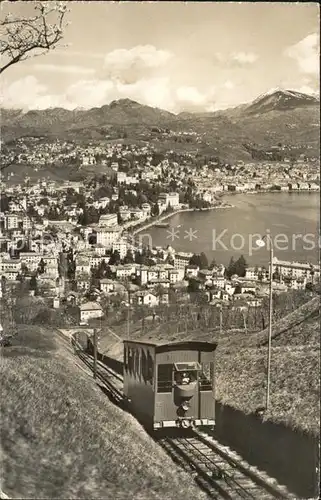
[132,188,320,236]
[132,203,234,235]
[134,191,319,265]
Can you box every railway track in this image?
[76,349,125,404]
[158,432,294,499]
[71,342,294,499]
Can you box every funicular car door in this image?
[173,362,202,420]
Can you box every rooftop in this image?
[80,302,103,311]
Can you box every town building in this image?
[112,238,128,259]
[79,302,103,324]
[174,252,193,270]
[98,213,118,227]
[96,227,121,248]
[271,257,320,281]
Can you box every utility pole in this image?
[243,310,248,334]
[127,305,130,340]
[256,234,274,412]
[93,328,98,379]
[219,306,223,335]
[266,243,273,411]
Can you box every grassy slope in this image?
[0,325,207,500]
[215,297,320,435]
[101,297,320,435]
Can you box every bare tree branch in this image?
[0,1,68,74]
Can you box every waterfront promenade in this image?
[131,203,234,236]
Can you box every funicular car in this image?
[123,340,217,430]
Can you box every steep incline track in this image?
[69,337,294,499]
[158,432,294,499]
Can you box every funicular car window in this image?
[174,362,202,371]
[141,350,147,382]
[174,370,197,384]
[124,347,128,371]
[157,364,172,393]
[128,348,134,375]
[134,348,140,377]
[174,362,201,384]
[147,351,154,384]
[199,362,213,391]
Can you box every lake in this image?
[141,192,320,266]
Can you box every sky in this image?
[1,1,320,113]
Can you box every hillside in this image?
[0,325,207,500]
[1,89,319,160]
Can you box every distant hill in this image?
[1,90,319,160]
[1,99,175,131]
[243,89,319,115]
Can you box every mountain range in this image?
[1,89,319,161]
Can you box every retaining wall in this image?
[214,402,319,498]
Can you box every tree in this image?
[0,194,10,212]
[273,266,281,282]
[109,250,121,266]
[234,255,247,277]
[123,249,134,264]
[134,251,143,265]
[37,258,46,275]
[151,203,159,217]
[189,254,201,268]
[226,257,235,278]
[1,276,7,295]
[78,211,89,226]
[29,275,38,295]
[199,252,209,270]
[0,2,68,75]
[209,258,217,270]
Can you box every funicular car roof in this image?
[123,340,217,353]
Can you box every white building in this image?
[141,203,151,217]
[167,192,180,208]
[133,291,159,306]
[174,252,193,270]
[20,252,43,271]
[115,264,136,279]
[79,302,103,324]
[96,227,121,248]
[112,239,128,260]
[98,213,118,227]
[100,278,116,294]
[245,266,268,281]
[22,217,32,230]
[6,214,19,230]
[272,257,320,281]
[0,258,22,279]
[117,171,127,184]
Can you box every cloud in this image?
[285,33,319,75]
[115,77,175,110]
[223,80,234,90]
[294,84,319,96]
[33,64,95,75]
[176,86,208,105]
[103,45,173,83]
[231,52,258,64]
[175,85,216,112]
[1,76,47,109]
[65,79,114,108]
[215,51,258,65]
[2,74,221,113]
[54,49,104,59]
